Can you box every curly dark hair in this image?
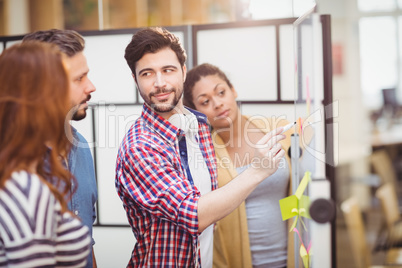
[183,63,233,109]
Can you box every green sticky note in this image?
[289,216,298,232]
[300,244,311,268]
[299,195,311,218]
[279,195,299,220]
[295,171,311,200]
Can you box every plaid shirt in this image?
[115,104,217,267]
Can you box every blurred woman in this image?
[0,41,91,267]
[184,63,294,268]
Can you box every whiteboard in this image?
[279,24,297,101]
[94,104,143,225]
[240,103,295,121]
[196,25,277,101]
[84,34,136,104]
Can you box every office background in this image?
[1,0,402,267]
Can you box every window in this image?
[358,0,396,12]
[358,0,402,108]
[359,16,398,108]
[247,0,316,19]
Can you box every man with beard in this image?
[116,27,286,267]
[23,29,98,268]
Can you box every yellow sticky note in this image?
[279,195,299,221]
[295,171,311,200]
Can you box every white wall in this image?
[93,226,135,267]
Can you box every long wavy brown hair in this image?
[0,41,74,212]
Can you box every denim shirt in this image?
[68,127,98,268]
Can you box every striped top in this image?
[0,171,91,268]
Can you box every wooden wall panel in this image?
[29,0,63,31]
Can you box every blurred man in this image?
[23,29,98,268]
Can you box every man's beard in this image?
[72,95,91,121]
[141,87,183,113]
[72,106,87,121]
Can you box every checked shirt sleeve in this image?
[119,140,200,236]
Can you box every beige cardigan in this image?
[212,116,295,268]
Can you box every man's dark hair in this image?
[22,29,85,57]
[183,63,233,109]
[124,27,187,79]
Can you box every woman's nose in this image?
[213,97,223,109]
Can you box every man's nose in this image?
[86,78,96,94]
[154,72,166,88]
